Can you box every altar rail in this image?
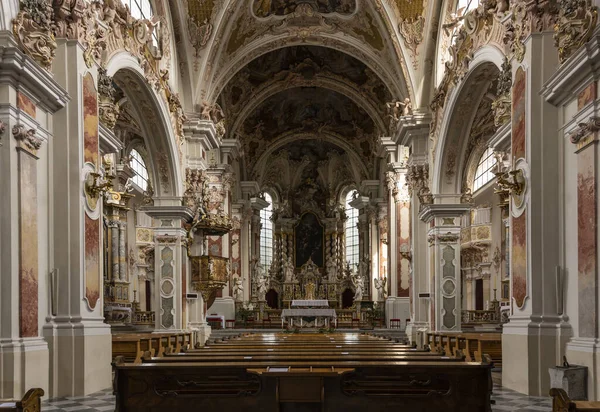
[132,311,155,326]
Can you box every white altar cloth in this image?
[281,308,337,328]
[291,300,329,308]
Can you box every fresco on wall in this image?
[253,0,356,17]
[83,72,100,310]
[578,146,597,337]
[294,212,325,268]
[511,67,527,309]
[19,152,38,337]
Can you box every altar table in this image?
[281,308,337,328]
[291,300,329,308]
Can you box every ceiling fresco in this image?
[219,45,392,123]
[253,0,357,17]
[240,87,375,143]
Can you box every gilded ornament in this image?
[13,0,57,71]
[554,0,598,63]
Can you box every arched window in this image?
[473,147,497,192]
[121,0,158,45]
[345,190,359,267]
[260,193,274,273]
[457,0,480,14]
[130,149,149,191]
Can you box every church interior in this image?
[0,0,599,410]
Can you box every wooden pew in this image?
[550,388,600,411]
[473,334,502,368]
[0,388,43,411]
[114,360,492,412]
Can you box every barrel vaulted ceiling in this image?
[168,0,441,181]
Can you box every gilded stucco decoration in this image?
[503,0,558,63]
[98,68,121,130]
[252,0,357,18]
[406,163,433,205]
[554,0,598,63]
[429,2,510,174]
[13,0,57,71]
[187,0,220,55]
[491,57,512,127]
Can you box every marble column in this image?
[419,205,469,332]
[119,222,127,281]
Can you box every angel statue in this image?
[352,270,364,302]
[374,276,387,301]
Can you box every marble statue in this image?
[326,259,338,282]
[374,276,387,300]
[283,256,295,283]
[352,268,364,302]
[233,276,244,302]
[257,272,269,301]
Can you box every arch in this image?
[251,131,370,184]
[228,77,388,138]
[203,36,409,106]
[105,52,183,198]
[432,46,503,195]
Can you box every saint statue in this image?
[233,276,244,302]
[283,256,295,283]
[257,272,269,301]
[305,282,316,300]
[326,259,338,282]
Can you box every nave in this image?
[44,331,551,412]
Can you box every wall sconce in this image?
[494,159,529,213]
[84,169,113,211]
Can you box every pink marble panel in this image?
[397,202,410,298]
[17,92,36,118]
[19,152,38,337]
[578,145,597,337]
[83,72,100,309]
[511,66,528,309]
[578,82,596,112]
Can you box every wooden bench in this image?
[551,388,600,411]
[0,388,43,411]
[114,360,492,412]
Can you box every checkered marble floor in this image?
[42,385,552,411]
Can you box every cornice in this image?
[139,205,194,222]
[99,123,123,155]
[393,112,432,146]
[542,26,600,107]
[418,203,472,223]
[0,33,69,113]
[184,117,220,149]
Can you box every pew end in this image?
[550,388,600,412]
[0,388,44,412]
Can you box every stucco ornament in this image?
[491,58,512,127]
[13,0,57,71]
[554,0,598,63]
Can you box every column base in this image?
[43,319,111,398]
[384,297,410,328]
[0,338,49,399]
[565,338,600,400]
[502,316,572,396]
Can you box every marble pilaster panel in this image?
[511,66,528,310]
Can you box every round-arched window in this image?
[345,190,359,267]
[130,149,149,191]
[473,147,497,192]
[260,193,274,273]
[121,0,158,45]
